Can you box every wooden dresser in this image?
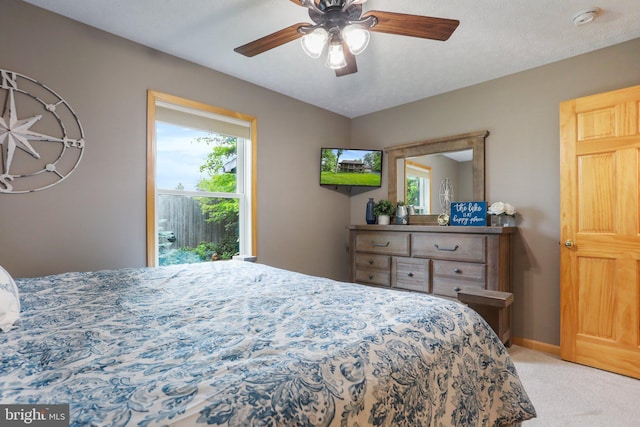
[348,224,515,344]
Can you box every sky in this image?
[156,122,213,191]
[325,149,377,161]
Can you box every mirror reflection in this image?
[401,149,473,214]
[385,131,488,223]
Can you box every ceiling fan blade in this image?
[363,11,459,41]
[234,23,309,57]
[335,44,358,77]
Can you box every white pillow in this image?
[0,265,20,331]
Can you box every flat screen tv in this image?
[320,148,383,187]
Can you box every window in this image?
[146,91,256,266]
[405,160,431,214]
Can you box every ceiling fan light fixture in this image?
[301,28,328,58]
[326,40,347,69]
[342,25,370,55]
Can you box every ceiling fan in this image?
[234,0,460,77]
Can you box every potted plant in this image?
[488,201,517,227]
[374,199,395,225]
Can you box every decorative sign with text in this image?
[450,201,487,226]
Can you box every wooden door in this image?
[560,85,640,379]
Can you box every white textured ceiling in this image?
[22,0,640,118]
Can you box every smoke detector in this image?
[572,8,601,26]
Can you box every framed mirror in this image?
[385,130,488,224]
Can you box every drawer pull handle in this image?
[407,272,414,277]
[454,268,462,274]
[454,287,461,292]
[368,274,374,280]
[368,258,374,264]
[434,243,459,252]
[372,241,391,247]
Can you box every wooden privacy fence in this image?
[157,194,229,249]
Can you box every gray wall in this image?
[3,1,640,347]
[350,38,640,345]
[0,0,351,280]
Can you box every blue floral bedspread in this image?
[0,261,536,426]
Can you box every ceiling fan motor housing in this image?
[321,0,348,9]
[309,1,363,28]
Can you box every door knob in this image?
[564,240,575,248]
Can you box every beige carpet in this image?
[508,345,639,426]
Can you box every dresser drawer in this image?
[412,233,486,262]
[355,254,391,270]
[355,268,391,287]
[432,277,485,298]
[432,260,486,281]
[355,232,410,256]
[393,257,430,293]
[432,260,486,298]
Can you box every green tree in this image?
[321,149,337,172]
[407,177,420,207]
[194,134,239,234]
[363,151,382,173]
[334,149,344,173]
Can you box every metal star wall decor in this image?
[0,69,85,193]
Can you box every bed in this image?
[0,260,536,426]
